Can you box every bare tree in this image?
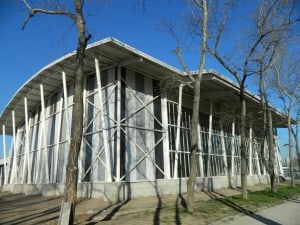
[273,54,300,187]
[22,0,91,223]
[254,0,295,192]
[208,0,297,198]
[291,108,300,171]
[162,0,209,212]
[176,0,208,213]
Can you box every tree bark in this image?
[288,113,296,187]
[64,0,90,223]
[267,107,276,192]
[187,78,201,213]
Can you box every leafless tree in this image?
[21,0,91,223]
[273,53,300,187]
[176,0,208,213]
[208,0,298,198]
[162,0,209,212]
[291,108,300,172]
[254,0,296,192]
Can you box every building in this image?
[0,38,285,201]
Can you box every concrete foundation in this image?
[0,175,270,202]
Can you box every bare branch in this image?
[22,0,76,30]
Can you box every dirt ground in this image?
[0,184,268,225]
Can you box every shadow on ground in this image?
[205,191,281,225]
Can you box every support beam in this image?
[174,84,183,178]
[2,125,7,184]
[115,65,122,182]
[40,84,50,183]
[22,97,32,183]
[249,121,253,176]
[161,90,170,179]
[219,118,228,176]
[95,58,112,182]
[207,101,213,178]
[197,124,204,177]
[231,118,235,177]
[11,111,17,184]
[54,93,64,182]
[62,72,71,182]
[79,74,86,182]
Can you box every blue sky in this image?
[0,1,291,160]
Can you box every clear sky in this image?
[0,1,291,160]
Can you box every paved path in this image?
[213,199,300,225]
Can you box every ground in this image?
[0,184,272,225]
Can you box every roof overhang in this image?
[0,37,291,135]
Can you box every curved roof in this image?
[0,37,288,135]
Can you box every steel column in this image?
[95,58,112,182]
[174,84,183,178]
[40,84,50,183]
[207,101,213,178]
[2,125,7,184]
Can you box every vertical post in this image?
[2,125,7,184]
[62,72,70,138]
[249,121,253,176]
[22,97,32,183]
[219,118,228,176]
[62,72,71,182]
[11,111,17,184]
[197,124,204,177]
[78,74,86,182]
[161,90,170,179]
[40,84,50,183]
[174,84,183,178]
[207,101,213,178]
[274,136,283,176]
[231,118,235,177]
[95,58,112,182]
[54,92,64,182]
[115,65,122,182]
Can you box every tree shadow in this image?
[204,191,281,225]
[153,179,162,225]
[84,182,131,225]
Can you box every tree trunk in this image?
[267,107,276,192]
[64,0,90,223]
[292,127,300,172]
[240,92,247,199]
[288,114,295,187]
[187,78,201,213]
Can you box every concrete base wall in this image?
[0,175,270,202]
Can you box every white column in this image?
[220,119,228,176]
[249,122,253,176]
[54,93,63,182]
[274,136,283,175]
[115,65,122,182]
[95,58,112,182]
[2,125,7,184]
[22,97,32,183]
[161,90,170,179]
[62,72,70,138]
[197,124,204,177]
[11,111,17,184]
[254,140,261,175]
[207,101,213,178]
[78,74,86,182]
[40,84,50,183]
[174,84,183,178]
[231,118,235,177]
